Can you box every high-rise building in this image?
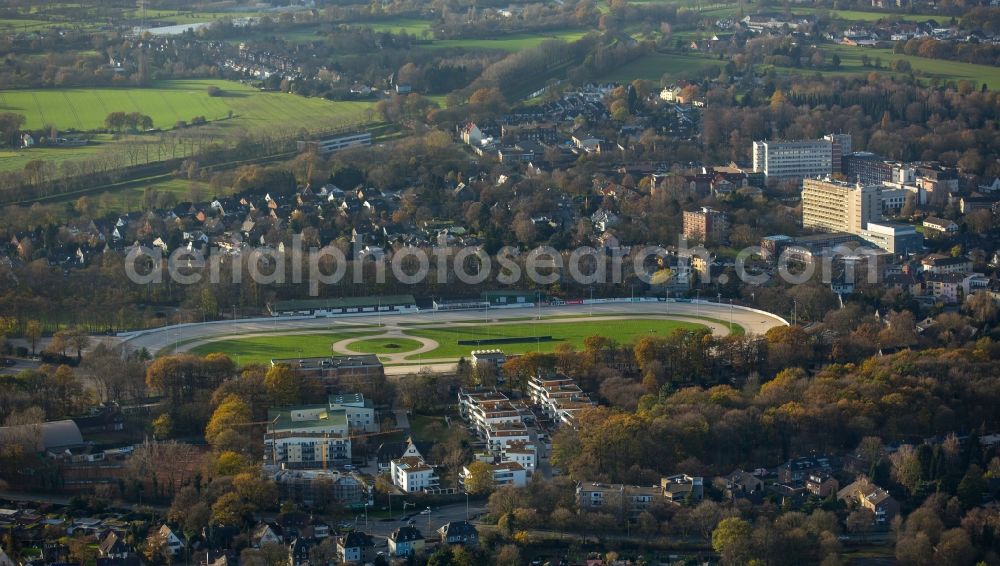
[823,133,852,173]
[842,152,892,185]
[753,139,833,180]
[801,178,881,235]
[682,207,729,243]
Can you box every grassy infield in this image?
[189,317,718,365]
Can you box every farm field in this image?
[427,29,589,51]
[0,79,373,132]
[595,52,726,82]
[351,18,587,51]
[781,44,1000,89]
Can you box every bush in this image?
[206,85,223,97]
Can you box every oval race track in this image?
[118,300,788,375]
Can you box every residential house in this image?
[388,526,424,557]
[838,479,900,525]
[155,524,185,558]
[336,531,375,564]
[662,474,705,503]
[805,472,839,498]
[922,217,959,237]
[921,254,973,274]
[98,532,134,560]
[724,470,764,501]
[438,521,479,546]
[251,522,284,548]
[778,456,832,486]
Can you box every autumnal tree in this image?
[205,395,251,451]
[465,460,493,495]
[25,320,42,355]
[712,517,754,566]
[264,363,300,406]
[213,450,250,476]
[211,491,249,526]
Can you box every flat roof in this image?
[272,354,382,369]
[270,294,415,311]
[268,407,348,431]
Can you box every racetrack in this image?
[119,300,787,375]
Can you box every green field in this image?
[427,29,589,52]
[345,337,425,355]
[596,52,725,82]
[404,318,707,360]
[354,18,435,36]
[189,329,380,363]
[184,317,714,365]
[0,79,372,132]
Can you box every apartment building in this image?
[753,139,833,180]
[328,393,378,433]
[457,387,522,438]
[460,461,527,489]
[527,374,596,428]
[391,456,440,493]
[683,207,729,244]
[576,477,705,516]
[801,178,881,235]
[501,441,536,473]
[265,406,352,468]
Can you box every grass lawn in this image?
[408,414,448,442]
[405,318,707,360]
[85,177,219,216]
[189,329,380,364]
[343,337,425,355]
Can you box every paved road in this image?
[0,357,40,375]
[354,500,487,540]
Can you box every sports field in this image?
[0,79,373,132]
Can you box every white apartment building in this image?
[328,393,378,433]
[391,456,440,493]
[801,178,881,235]
[265,406,352,468]
[528,374,596,428]
[753,139,833,180]
[484,421,531,453]
[457,387,523,437]
[460,461,527,489]
[501,441,536,473]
